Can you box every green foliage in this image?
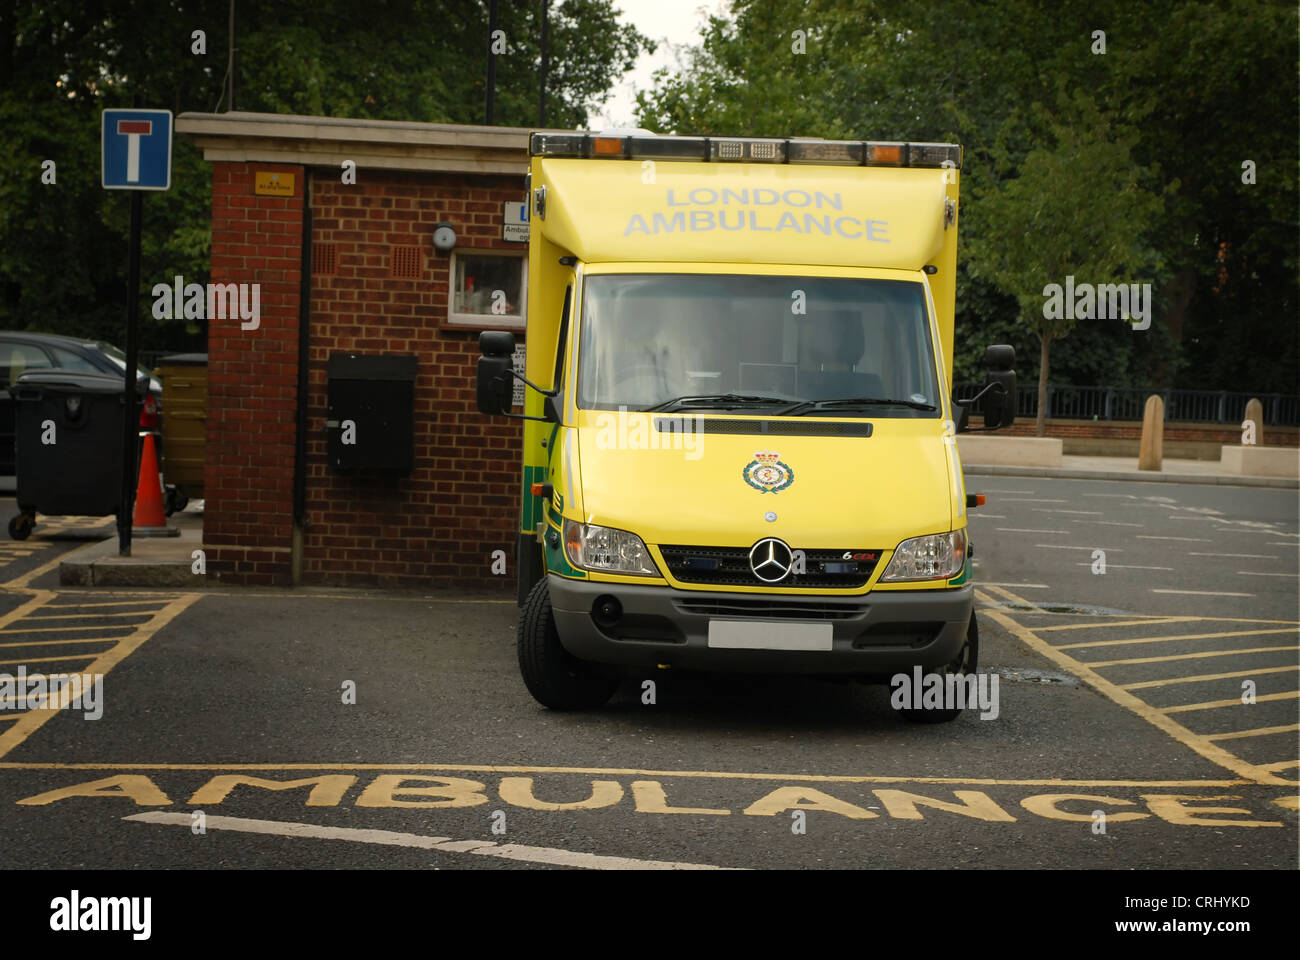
[636,0,1299,397]
[0,0,650,349]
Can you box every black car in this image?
[0,331,162,475]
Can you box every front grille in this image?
[659,544,880,589]
[675,597,869,620]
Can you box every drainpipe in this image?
[291,169,312,584]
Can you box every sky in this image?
[587,0,731,130]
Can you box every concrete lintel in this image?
[177,111,542,176]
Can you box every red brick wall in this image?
[205,162,303,585]
[304,172,524,589]
[999,418,1299,446]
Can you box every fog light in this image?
[592,595,622,626]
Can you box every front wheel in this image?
[517,577,618,710]
[895,611,980,724]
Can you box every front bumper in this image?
[549,574,973,677]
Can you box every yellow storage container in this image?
[155,353,206,506]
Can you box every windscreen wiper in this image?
[643,393,794,413]
[780,396,938,415]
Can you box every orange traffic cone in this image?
[132,433,179,537]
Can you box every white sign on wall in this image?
[503,201,529,242]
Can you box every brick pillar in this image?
[204,162,304,584]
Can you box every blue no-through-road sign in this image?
[101,109,173,190]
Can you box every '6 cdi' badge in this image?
[743,451,794,494]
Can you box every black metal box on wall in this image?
[326,354,417,472]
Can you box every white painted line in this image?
[1138,536,1210,542]
[1036,545,1123,551]
[996,528,1067,534]
[124,812,736,870]
[1001,498,1068,503]
[1083,493,1137,498]
[978,582,1050,589]
[1266,542,1300,547]
[1080,521,1143,527]
[1032,509,1103,515]
[1075,563,1174,571]
[1189,553,1278,559]
[1151,589,1254,597]
[1236,571,1297,578]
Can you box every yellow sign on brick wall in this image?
[254,172,295,196]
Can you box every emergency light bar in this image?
[530,133,962,169]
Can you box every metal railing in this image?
[953,384,1300,427]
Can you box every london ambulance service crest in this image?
[743,451,794,493]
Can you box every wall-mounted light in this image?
[432,222,457,253]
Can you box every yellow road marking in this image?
[1035,617,1198,632]
[982,583,1043,613]
[0,636,120,649]
[0,653,104,666]
[0,623,144,634]
[3,553,70,590]
[1122,665,1300,690]
[1258,759,1300,771]
[23,611,160,621]
[0,591,56,629]
[976,590,1292,787]
[1162,691,1299,714]
[0,761,1252,788]
[1087,646,1300,668]
[1057,627,1299,651]
[1206,724,1299,742]
[43,600,177,608]
[0,593,201,760]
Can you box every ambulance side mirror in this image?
[983,344,1016,429]
[477,331,516,415]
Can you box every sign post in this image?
[102,108,172,556]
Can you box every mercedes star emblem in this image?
[749,537,794,583]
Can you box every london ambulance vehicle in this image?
[477,132,1017,722]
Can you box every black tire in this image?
[517,577,618,710]
[896,611,980,724]
[8,514,32,541]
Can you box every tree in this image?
[634,0,1298,402]
[0,0,650,348]
[967,92,1166,435]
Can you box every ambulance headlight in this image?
[563,520,659,577]
[880,530,967,581]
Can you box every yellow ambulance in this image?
[477,132,1016,721]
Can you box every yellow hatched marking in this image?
[0,594,201,759]
[1087,646,1300,668]
[0,636,119,649]
[0,653,103,666]
[1122,665,1300,690]
[1206,724,1299,742]
[979,590,1293,787]
[1057,627,1299,651]
[21,611,158,621]
[0,623,140,634]
[1258,759,1300,771]
[1161,690,1299,714]
[1035,617,1197,632]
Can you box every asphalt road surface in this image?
[0,478,1295,871]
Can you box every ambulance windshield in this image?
[577,274,941,416]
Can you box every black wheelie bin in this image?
[6,370,147,540]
